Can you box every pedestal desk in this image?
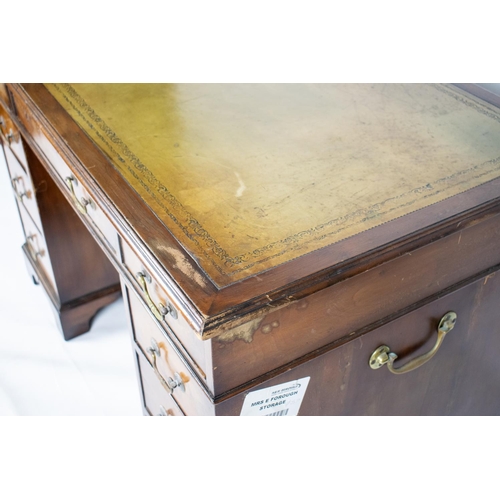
[2,83,500,416]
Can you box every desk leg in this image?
[13,143,121,340]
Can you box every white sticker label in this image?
[240,377,310,416]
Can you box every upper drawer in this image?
[0,100,28,169]
[65,174,121,257]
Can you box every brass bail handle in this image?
[147,338,185,394]
[65,177,89,215]
[369,311,457,374]
[26,234,45,260]
[136,272,177,322]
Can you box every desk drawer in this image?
[137,350,185,416]
[3,144,43,232]
[85,194,121,257]
[18,202,56,292]
[126,285,214,416]
[122,241,210,384]
[0,100,28,169]
[60,173,120,257]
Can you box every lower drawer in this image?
[125,283,214,416]
[137,351,185,416]
[18,202,56,292]
[215,267,500,415]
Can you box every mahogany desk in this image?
[1,83,500,416]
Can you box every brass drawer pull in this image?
[147,338,185,394]
[65,177,90,215]
[26,234,45,260]
[157,405,173,416]
[11,176,30,201]
[136,271,177,321]
[369,311,457,374]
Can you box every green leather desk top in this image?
[45,83,500,286]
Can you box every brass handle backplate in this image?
[65,177,90,215]
[369,311,457,374]
[136,271,177,321]
[147,338,185,395]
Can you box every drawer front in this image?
[122,241,210,385]
[56,169,120,257]
[86,199,120,257]
[73,178,121,257]
[216,269,500,416]
[18,202,56,292]
[0,100,28,169]
[126,285,214,416]
[3,143,43,232]
[137,351,185,416]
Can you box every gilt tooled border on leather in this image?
[49,83,500,279]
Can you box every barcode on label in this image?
[265,409,289,416]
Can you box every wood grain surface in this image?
[215,269,500,415]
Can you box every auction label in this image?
[240,377,310,416]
